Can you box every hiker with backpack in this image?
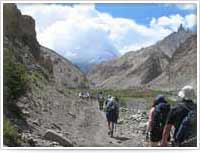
[146,95,170,146]
[106,96,119,137]
[97,92,104,111]
[161,85,197,147]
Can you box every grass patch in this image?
[65,88,177,108]
[88,88,169,99]
[3,117,22,147]
[64,88,171,108]
[28,70,48,89]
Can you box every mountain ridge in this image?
[87,25,196,91]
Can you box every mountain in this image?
[72,47,119,73]
[87,25,196,91]
[3,4,111,147]
[3,4,88,89]
[148,34,197,91]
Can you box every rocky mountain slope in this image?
[3,3,88,90]
[147,34,197,91]
[87,25,197,91]
[3,4,110,147]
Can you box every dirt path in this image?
[78,98,149,147]
[23,94,149,147]
[70,98,121,147]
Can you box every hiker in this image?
[97,92,104,111]
[146,95,170,146]
[79,92,83,99]
[161,85,197,147]
[106,96,119,137]
[85,91,90,100]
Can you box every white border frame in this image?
[0,0,199,150]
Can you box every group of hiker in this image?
[78,91,90,100]
[97,92,119,137]
[96,85,197,147]
[146,85,197,147]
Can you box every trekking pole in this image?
[115,123,117,134]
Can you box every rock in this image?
[27,138,36,146]
[51,123,62,131]
[130,114,140,120]
[22,110,30,115]
[121,107,128,112]
[117,140,122,144]
[138,122,147,129]
[117,119,124,125]
[32,119,41,126]
[44,130,73,147]
[142,111,147,116]
[50,141,60,146]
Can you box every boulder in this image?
[130,114,140,120]
[44,130,73,147]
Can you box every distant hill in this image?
[87,25,197,91]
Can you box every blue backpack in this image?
[106,101,117,112]
[175,104,197,145]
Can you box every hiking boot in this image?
[110,130,113,137]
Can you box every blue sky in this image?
[17,3,197,64]
[96,3,196,26]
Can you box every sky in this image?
[17,3,197,62]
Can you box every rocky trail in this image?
[21,95,150,147]
[70,97,150,147]
[107,98,150,147]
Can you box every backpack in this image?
[150,103,170,141]
[106,101,118,113]
[175,103,197,145]
[151,103,171,131]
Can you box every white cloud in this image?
[150,14,197,31]
[17,3,197,60]
[176,4,196,10]
[185,14,197,28]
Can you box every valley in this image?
[2,3,197,148]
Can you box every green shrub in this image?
[4,48,28,101]
[3,117,21,146]
[28,70,47,88]
[3,48,28,119]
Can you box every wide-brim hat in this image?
[178,85,195,100]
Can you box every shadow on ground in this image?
[112,136,130,141]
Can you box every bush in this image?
[3,48,28,119]
[4,48,28,101]
[3,117,21,146]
